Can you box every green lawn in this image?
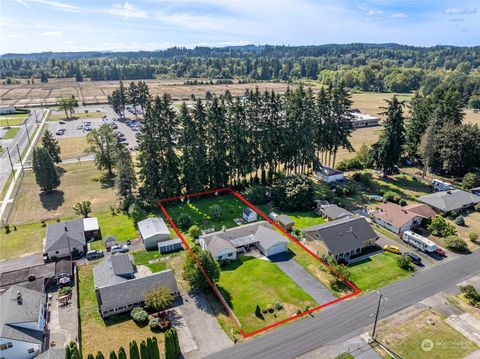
[0,113,28,126]
[49,111,106,121]
[1,127,20,139]
[218,256,317,333]
[89,212,138,250]
[287,211,326,229]
[348,252,412,291]
[131,249,177,273]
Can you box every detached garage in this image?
[138,217,171,250]
[255,225,289,257]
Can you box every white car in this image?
[111,245,129,254]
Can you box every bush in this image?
[337,157,363,171]
[255,304,264,319]
[144,287,174,311]
[273,302,283,311]
[131,307,149,323]
[459,284,480,306]
[332,197,344,207]
[4,225,10,234]
[271,174,314,211]
[455,215,465,226]
[59,286,72,296]
[209,204,223,220]
[149,318,160,330]
[267,304,274,313]
[475,203,480,212]
[244,185,269,204]
[445,235,468,252]
[188,225,201,239]
[397,255,414,270]
[462,172,480,189]
[399,199,407,207]
[469,232,478,242]
[177,213,193,229]
[351,172,372,187]
[428,215,457,237]
[383,191,400,204]
[449,211,458,220]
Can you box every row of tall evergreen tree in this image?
[134,82,354,202]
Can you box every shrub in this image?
[462,172,480,189]
[131,307,148,323]
[177,213,193,229]
[397,255,414,270]
[332,197,344,207]
[475,203,480,212]
[445,235,468,252]
[449,211,458,220]
[337,157,363,171]
[351,172,372,187]
[59,286,72,296]
[469,232,478,242]
[188,225,201,239]
[209,204,223,220]
[244,185,269,204]
[399,199,407,207]
[455,215,465,226]
[383,191,401,204]
[149,318,160,330]
[271,174,314,211]
[459,284,480,306]
[267,304,274,313]
[144,287,174,311]
[273,302,283,311]
[428,215,457,237]
[4,225,10,234]
[255,304,264,319]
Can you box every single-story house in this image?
[418,189,480,214]
[44,219,87,260]
[199,221,289,260]
[318,204,353,221]
[349,109,380,128]
[104,236,117,251]
[83,217,100,241]
[314,166,344,183]
[373,202,421,235]
[157,239,183,254]
[243,207,257,223]
[93,254,178,317]
[275,214,295,231]
[138,217,171,250]
[302,217,379,261]
[0,285,46,358]
[402,203,437,222]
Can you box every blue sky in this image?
[0,0,479,53]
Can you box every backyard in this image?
[348,252,412,292]
[77,263,165,356]
[217,256,317,333]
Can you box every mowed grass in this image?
[77,264,164,356]
[348,252,412,292]
[130,249,184,273]
[9,161,117,224]
[1,127,20,139]
[377,310,478,359]
[49,111,106,121]
[87,212,138,250]
[0,113,28,126]
[218,256,317,333]
[57,136,88,159]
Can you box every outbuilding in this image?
[314,166,344,183]
[275,214,295,231]
[158,239,183,254]
[243,207,257,223]
[83,217,100,240]
[138,217,171,250]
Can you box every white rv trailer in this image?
[402,230,436,252]
[431,178,454,192]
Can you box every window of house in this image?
[55,251,59,254]
[28,348,35,354]
[0,342,12,350]
[228,253,233,257]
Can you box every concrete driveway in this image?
[270,252,336,305]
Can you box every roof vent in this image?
[16,291,23,304]
[64,225,68,232]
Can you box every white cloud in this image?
[448,18,465,22]
[42,31,63,37]
[391,13,407,18]
[445,8,477,15]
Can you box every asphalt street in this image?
[205,250,480,359]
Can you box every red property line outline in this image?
[157,188,362,338]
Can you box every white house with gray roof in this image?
[44,219,86,260]
[199,221,289,260]
[93,254,178,317]
[138,218,171,250]
[0,285,46,359]
[418,189,480,214]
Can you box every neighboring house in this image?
[242,207,257,223]
[275,215,295,231]
[402,203,437,224]
[302,217,379,261]
[349,109,380,128]
[0,106,16,115]
[83,217,100,241]
[157,239,183,254]
[314,166,344,183]
[0,285,46,359]
[373,202,420,235]
[318,204,353,221]
[418,190,480,214]
[44,219,86,260]
[199,221,289,260]
[138,218,171,250]
[104,236,117,252]
[93,254,178,318]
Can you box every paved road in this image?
[205,250,480,359]
[270,253,336,305]
[0,253,44,273]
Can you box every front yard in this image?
[348,252,412,292]
[217,256,317,333]
[77,264,165,356]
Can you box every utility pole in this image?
[16,145,23,170]
[6,147,14,173]
[24,123,31,146]
[372,292,383,339]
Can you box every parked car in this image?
[59,120,66,124]
[55,129,65,135]
[111,245,129,254]
[110,123,118,129]
[434,247,446,257]
[86,250,104,260]
[76,125,83,130]
[405,252,422,265]
[383,245,401,254]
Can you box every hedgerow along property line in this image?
[157,188,362,338]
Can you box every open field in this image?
[0,113,28,126]
[57,136,88,159]
[9,161,117,224]
[0,127,20,139]
[77,263,165,356]
[376,309,478,359]
[348,252,412,292]
[218,256,316,333]
[49,111,106,122]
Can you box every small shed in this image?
[315,166,344,183]
[83,217,100,240]
[104,236,117,251]
[243,207,257,223]
[275,215,295,231]
[138,217,171,250]
[158,239,183,254]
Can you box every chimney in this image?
[16,291,23,304]
[64,225,68,232]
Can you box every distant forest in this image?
[1,44,480,103]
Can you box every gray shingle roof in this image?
[45,219,85,252]
[138,218,169,240]
[111,254,134,276]
[96,270,177,312]
[319,205,353,220]
[243,207,254,216]
[203,235,236,257]
[418,190,480,212]
[276,214,295,226]
[93,255,134,288]
[0,285,45,344]
[302,217,378,256]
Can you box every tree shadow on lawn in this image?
[103,312,148,328]
[92,173,115,189]
[40,190,65,211]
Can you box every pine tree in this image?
[108,81,127,118]
[41,130,62,163]
[109,351,117,359]
[404,92,432,159]
[137,81,150,114]
[206,96,229,187]
[95,352,105,359]
[191,98,209,188]
[147,337,160,359]
[115,143,137,199]
[128,81,139,117]
[87,355,94,359]
[118,347,127,359]
[129,340,140,359]
[32,148,60,193]
[65,341,81,359]
[330,84,353,168]
[140,340,149,359]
